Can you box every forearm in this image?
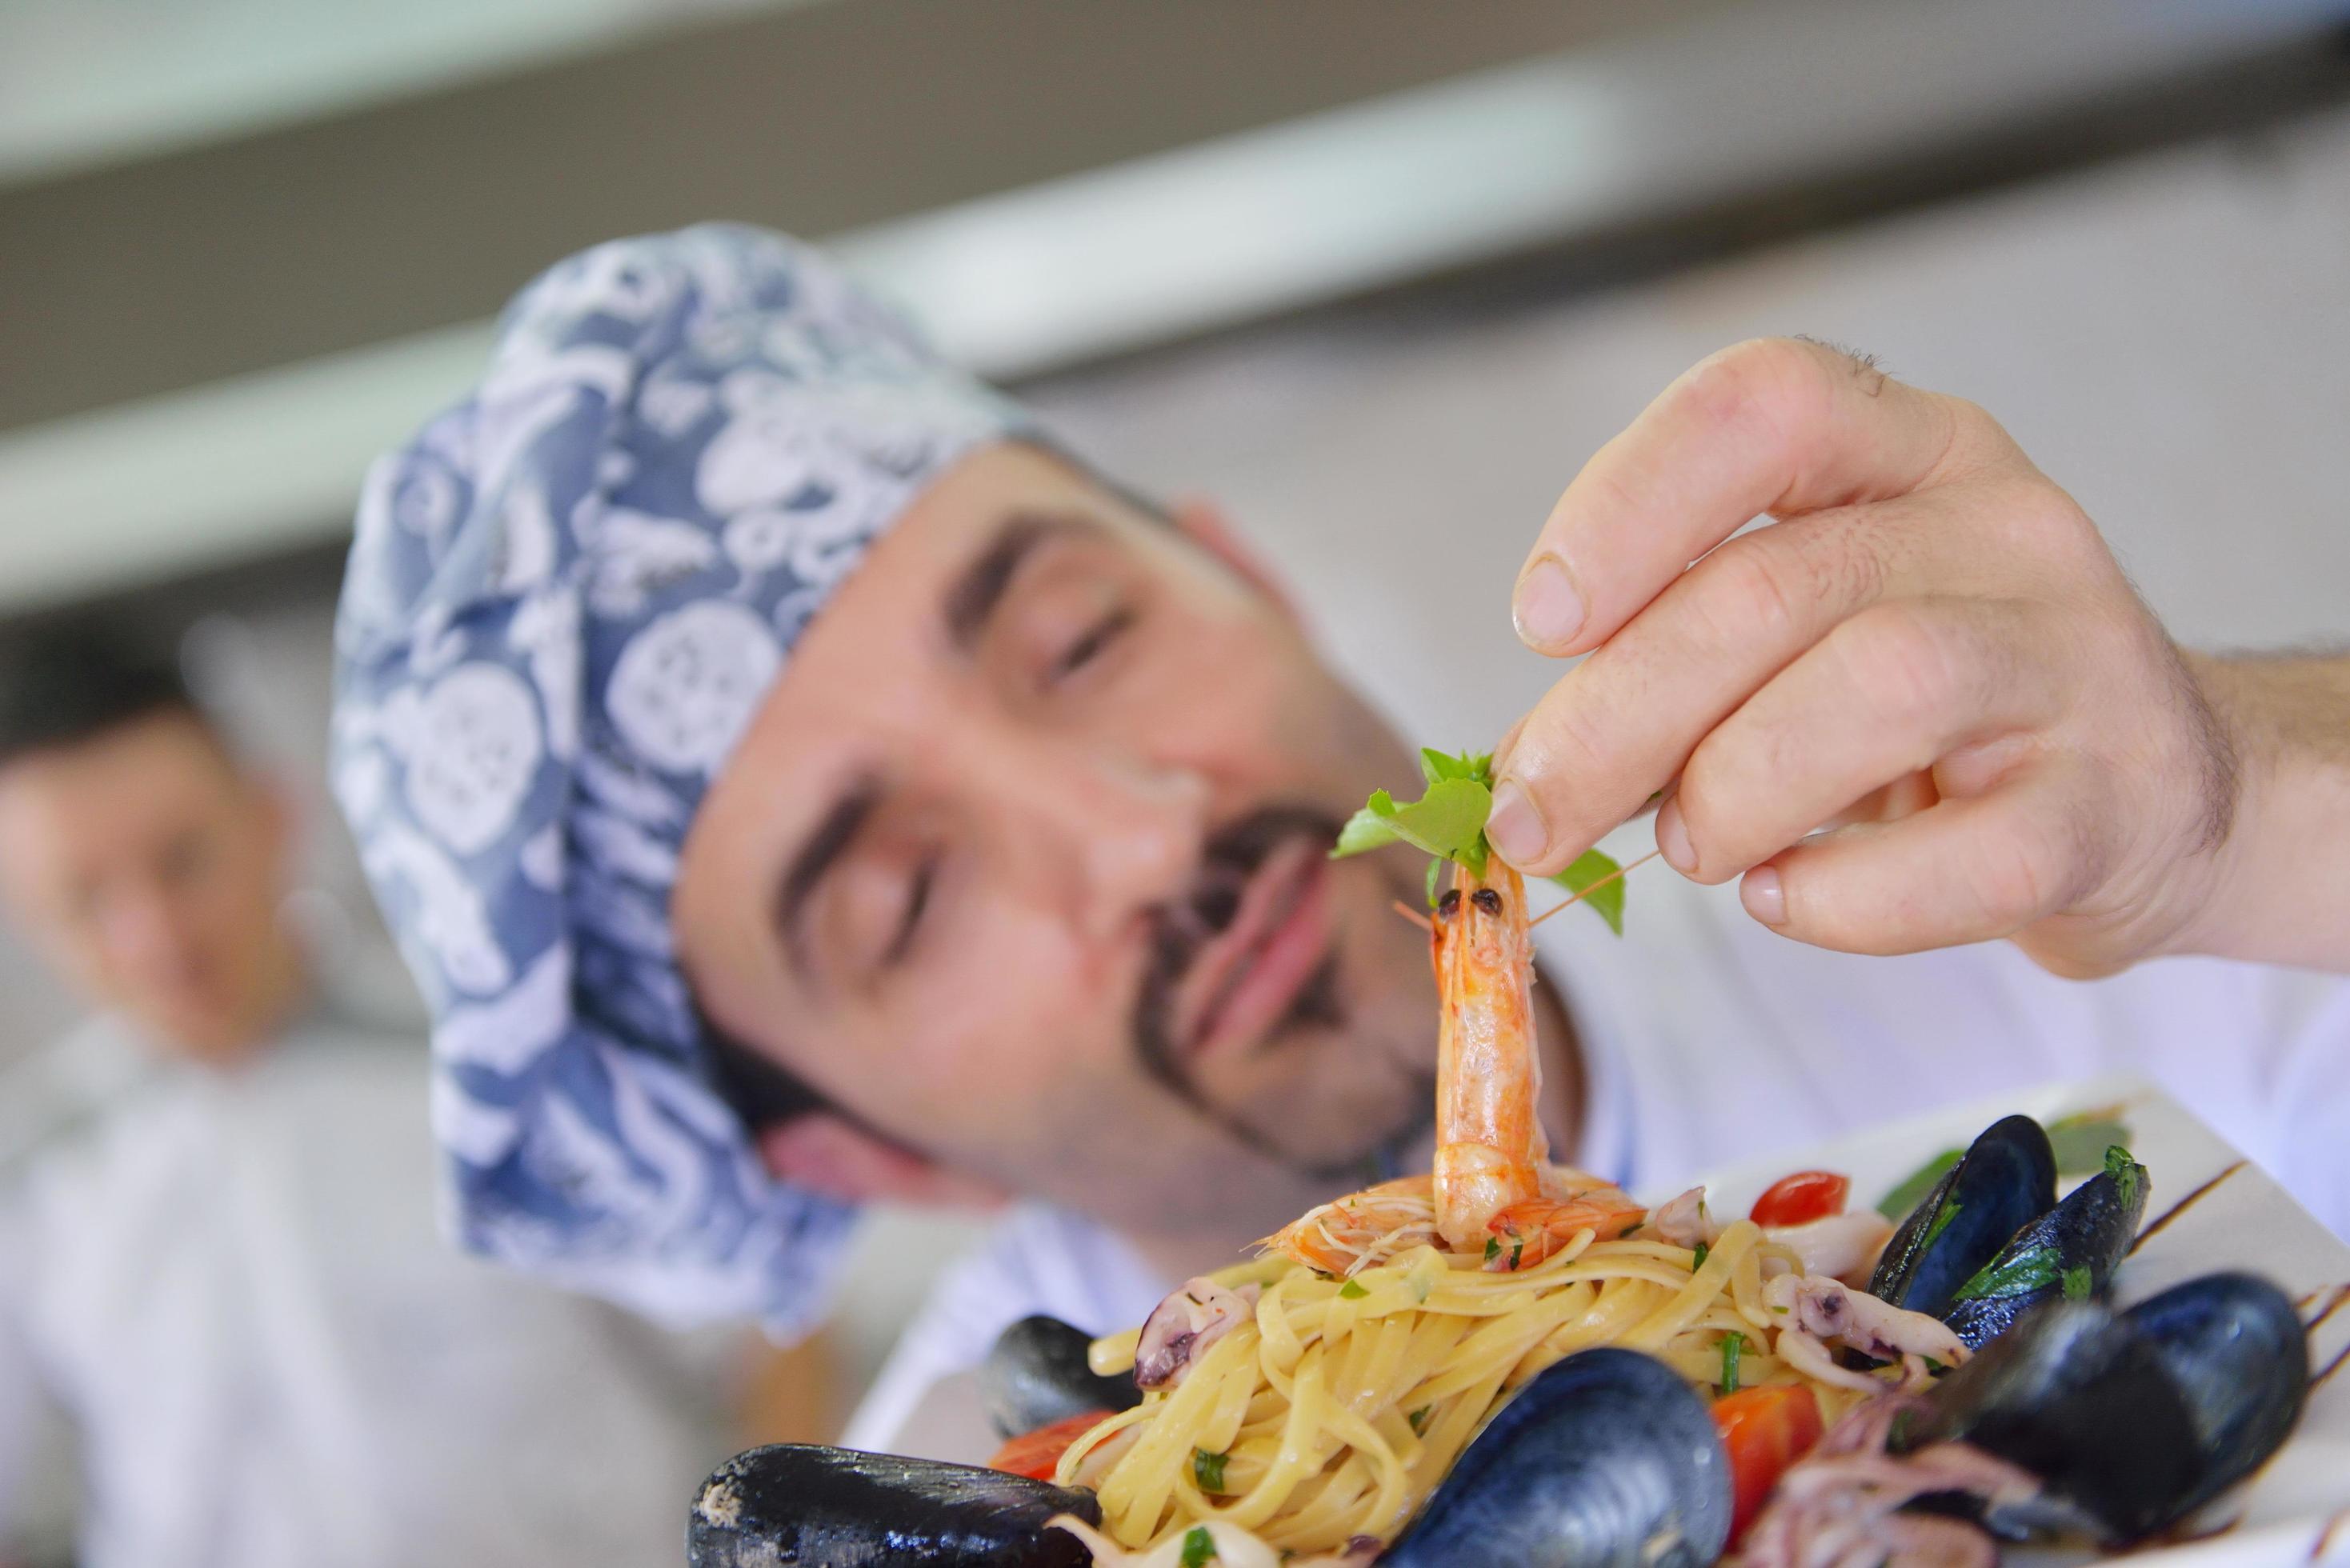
[2175,650,2350,971]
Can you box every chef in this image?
[327,225,2350,1451]
[0,631,831,1568]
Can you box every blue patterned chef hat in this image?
[330,225,1039,1336]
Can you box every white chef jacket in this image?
[843,868,2350,1452]
[0,1007,746,1568]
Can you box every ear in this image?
[1169,496,1302,624]
[755,1113,1010,1210]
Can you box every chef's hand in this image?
[1487,337,2350,978]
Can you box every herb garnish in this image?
[1338,1278,1369,1300]
[1407,1406,1431,1435]
[2061,1265,2093,1302]
[1333,749,1626,933]
[1720,1332,1745,1394]
[1876,1148,1961,1222]
[1691,1242,1711,1272]
[1952,1246,2061,1302]
[1193,1449,1230,1493]
[1181,1525,1218,1567]
[1483,1237,1499,1263]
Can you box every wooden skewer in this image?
[1528,849,1662,928]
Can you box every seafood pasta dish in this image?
[687,754,2323,1568]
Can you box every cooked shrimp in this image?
[1485,1180,1647,1269]
[1262,1174,1439,1275]
[1432,864,1648,1266]
[1431,865,1547,1250]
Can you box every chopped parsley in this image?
[1952,1246,2061,1302]
[1182,1525,1218,1567]
[1339,1278,1369,1300]
[1483,1237,1499,1263]
[2061,1264,2094,1302]
[1193,1448,1229,1493]
[1691,1242,1711,1272]
[1720,1332,1745,1394]
[1407,1406,1431,1435]
[1920,1197,1964,1250]
[2104,1145,2144,1210]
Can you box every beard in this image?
[1131,802,1435,1183]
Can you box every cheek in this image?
[883,907,1137,1118]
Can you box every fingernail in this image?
[1656,798,1695,874]
[1512,556,1586,651]
[1742,866,1786,926]
[1485,778,1547,866]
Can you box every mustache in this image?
[1131,803,1349,1107]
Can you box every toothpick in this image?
[1390,899,1435,934]
[1528,850,1662,928]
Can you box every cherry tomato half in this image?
[1749,1170,1851,1227]
[987,1409,1117,1482]
[1712,1383,1826,1545]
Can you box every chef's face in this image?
[673,442,1439,1248]
[0,710,298,1063]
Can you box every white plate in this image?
[897,1076,2350,1563]
[1688,1074,2350,1567]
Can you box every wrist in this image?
[2160,651,2350,969]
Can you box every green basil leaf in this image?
[1876,1150,1962,1222]
[1181,1525,1218,1567]
[1550,847,1626,936]
[1424,856,1443,909]
[2046,1115,2133,1176]
[1331,795,1403,859]
[1419,748,1491,786]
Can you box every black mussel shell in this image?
[1941,1151,2148,1350]
[979,1316,1142,1440]
[1870,1114,2057,1320]
[687,1444,1099,1567]
[2122,1272,2308,1521]
[1382,1348,1731,1568]
[1910,1298,2200,1542]
[1912,1271,2309,1545]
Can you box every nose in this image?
[983,736,1210,941]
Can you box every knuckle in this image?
[1970,803,2098,930]
[1675,338,1820,442]
[1836,605,1964,731]
[1670,750,1744,881]
[1699,541,1805,652]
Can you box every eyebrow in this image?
[772,778,880,983]
[943,511,1091,654]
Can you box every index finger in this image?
[1509,338,1969,658]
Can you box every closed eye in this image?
[1051,606,1135,683]
[882,857,937,969]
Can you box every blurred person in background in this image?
[0,631,835,1568]
[330,227,2350,1458]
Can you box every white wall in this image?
[6,102,2347,1402]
